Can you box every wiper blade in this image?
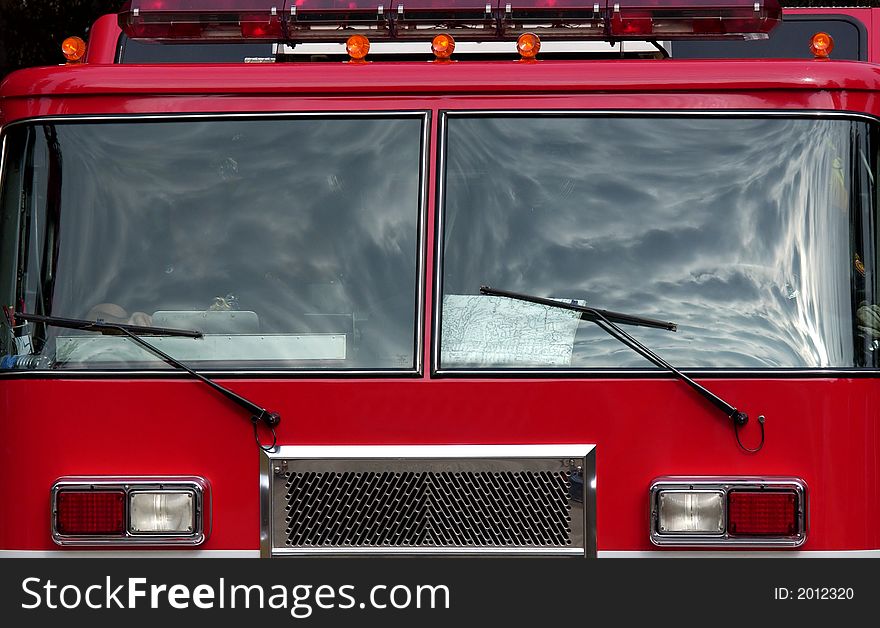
[479,286,764,452]
[16,312,280,450]
[15,312,202,338]
[480,286,676,332]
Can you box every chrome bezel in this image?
[261,444,597,558]
[649,476,808,548]
[51,476,210,546]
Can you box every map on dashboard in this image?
[441,294,585,366]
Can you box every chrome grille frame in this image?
[260,445,596,557]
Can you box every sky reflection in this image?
[441,116,877,368]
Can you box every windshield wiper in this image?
[15,312,202,338]
[481,286,677,331]
[479,286,764,453]
[15,312,281,450]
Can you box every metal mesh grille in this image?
[282,470,573,547]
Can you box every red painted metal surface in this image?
[3,60,880,104]
[2,40,880,554]
[85,14,122,65]
[1,377,878,551]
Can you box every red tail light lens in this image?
[728,490,798,536]
[55,491,125,536]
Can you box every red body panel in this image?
[4,59,880,101]
[85,14,122,65]
[2,55,880,554]
[1,378,878,551]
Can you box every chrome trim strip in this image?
[415,111,430,376]
[1,111,426,129]
[431,368,880,378]
[0,110,429,377]
[441,110,880,121]
[4,549,880,558]
[0,369,422,378]
[271,547,584,556]
[433,110,448,378]
[261,444,597,558]
[649,476,808,548]
[3,367,880,379]
[598,550,880,558]
[259,451,272,559]
[0,549,261,558]
[266,444,596,458]
[432,109,880,376]
[50,476,211,547]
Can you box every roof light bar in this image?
[119,1,284,42]
[393,0,496,40]
[119,0,781,43]
[287,0,391,40]
[501,1,606,39]
[610,0,780,40]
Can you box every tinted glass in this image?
[439,115,879,369]
[671,16,864,60]
[120,36,273,63]
[0,116,423,370]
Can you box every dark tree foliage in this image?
[0,0,122,78]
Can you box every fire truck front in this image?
[1,0,879,557]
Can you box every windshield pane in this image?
[439,115,879,369]
[0,116,423,370]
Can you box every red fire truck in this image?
[1,0,879,558]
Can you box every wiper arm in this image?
[15,312,202,338]
[481,286,677,332]
[15,312,280,450]
[479,286,764,452]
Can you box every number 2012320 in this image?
[774,588,854,600]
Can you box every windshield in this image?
[0,115,424,371]
[438,114,880,370]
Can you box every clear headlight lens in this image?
[657,490,725,534]
[129,491,195,534]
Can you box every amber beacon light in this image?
[810,32,834,59]
[517,33,541,62]
[61,36,87,63]
[346,34,371,63]
[432,33,456,62]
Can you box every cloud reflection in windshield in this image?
[441,116,875,368]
